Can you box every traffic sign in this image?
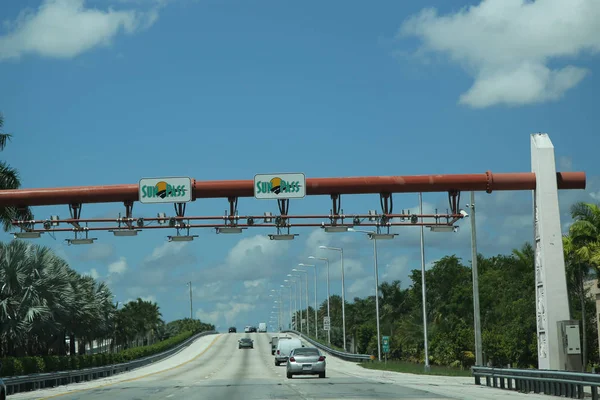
[382,335,390,353]
[139,177,192,204]
[254,173,306,200]
[323,316,331,331]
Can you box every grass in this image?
[359,360,473,377]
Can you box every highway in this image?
[10,332,554,400]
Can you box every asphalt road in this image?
[36,332,451,400]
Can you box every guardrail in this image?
[472,366,600,399]
[281,330,371,363]
[2,330,218,396]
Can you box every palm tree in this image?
[0,112,32,231]
[563,202,600,370]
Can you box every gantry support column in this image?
[531,133,571,370]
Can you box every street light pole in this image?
[293,268,310,337]
[319,246,347,352]
[289,275,303,332]
[300,263,318,339]
[310,256,332,344]
[419,192,430,372]
[187,281,193,319]
[281,285,292,329]
[372,236,382,361]
[469,191,483,366]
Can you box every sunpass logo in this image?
[255,177,302,195]
[141,181,187,199]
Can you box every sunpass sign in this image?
[139,177,192,204]
[254,173,306,200]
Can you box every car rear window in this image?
[293,348,319,356]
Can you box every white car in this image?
[244,326,251,333]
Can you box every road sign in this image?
[254,173,306,200]
[139,177,192,204]
[323,316,331,331]
[382,335,390,353]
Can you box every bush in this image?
[0,330,201,377]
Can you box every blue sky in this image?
[1,0,599,331]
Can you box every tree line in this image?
[295,202,600,370]
[0,240,215,358]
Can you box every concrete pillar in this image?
[531,133,571,370]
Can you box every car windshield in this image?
[240,338,252,343]
[292,348,319,356]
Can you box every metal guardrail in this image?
[472,366,600,399]
[281,330,372,362]
[2,330,217,396]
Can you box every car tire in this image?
[239,346,241,349]
[319,372,325,378]
[286,371,292,379]
[275,360,279,366]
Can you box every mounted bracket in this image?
[448,190,461,215]
[224,197,239,226]
[379,193,393,226]
[68,203,82,230]
[329,194,343,226]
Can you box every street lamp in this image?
[293,268,310,337]
[287,274,303,332]
[466,191,482,366]
[319,245,347,352]
[348,228,397,361]
[281,284,292,329]
[299,263,318,339]
[284,279,299,330]
[419,192,430,372]
[309,256,331,344]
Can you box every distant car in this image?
[229,327,237,333]
[238,338,254,349]
[258,322,267,332]
[286,347,326,379]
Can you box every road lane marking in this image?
[40,334,223,399]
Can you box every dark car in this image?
[229,327,237,333]
[249,326,257,333]
[238,338,254,349]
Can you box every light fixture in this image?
[66,238,97,245]
[109,229,141,237]
[429,225,457,233]
[14,231,42,239]
[268,234,298,241]
[459,209,469,217]
[136,218,144,228]
[368,210,378,222]
[216,227,244,234]
[264,212,273,223]
[168,235,198,242]
[367,233,397,240]
[410,214,419,224]
[322,226,351,233]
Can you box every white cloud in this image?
[347,278,373,299]
[196,300,256,327]
[108,256,128,274]
[399,0,600,108]
[226,234,290,268]
[83,267,99,279]
[142,240,196,268]
[78,242,114,261]
[0,0,161,62]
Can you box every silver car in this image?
[286,347,326,379]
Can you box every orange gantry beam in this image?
[0,171,586,207]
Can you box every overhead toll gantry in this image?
[0,169,586,243]
[0,133,590,372]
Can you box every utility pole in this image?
[419,192,430,372]
[187,281,193,319]
[469,191,483,366]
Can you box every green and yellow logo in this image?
[141,180,187,199]
[256,176,302,195]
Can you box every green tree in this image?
[0,113,32,231]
